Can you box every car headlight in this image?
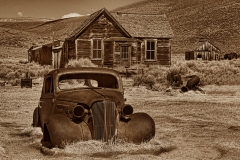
[73,105,88,118]
[122,104,133,116]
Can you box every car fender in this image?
[32,107,40,127]
[46,114,91,147]
[118,112,155,144]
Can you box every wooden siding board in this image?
[114,52,120,63]
[103,41,114,67]
[61,42,69,67]
[41,46,52,65]
[78,15,124,39]
[158,61,170,65]
[66,40,76,59]
[30,48,42,63]
[156,39,171,65]
[76,40,91,59]
[141,41,145,62]
[137,41,142,62]
[158,47,170,53]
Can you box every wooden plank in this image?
[158,47,170,53]
[79,17,124,39]
[41,46,52,65]
[76,39,91,59]
[158,61,170,65]
[103,41,114,67]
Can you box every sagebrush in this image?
[0,59,53,85]
[65,58,96,68]
[1,56,240,88]
[0,58,98,86]
[132,58,240,91]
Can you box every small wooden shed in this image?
[185,51,195,60]
[193,39,221,61]
[28,46,42,63]
[28,40,61,65]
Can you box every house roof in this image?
[111,12,174,38]
[32,46,42,51]
[67,8,131,39]
[193,40,221,53]
[67,8,173,40]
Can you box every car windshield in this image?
[58,73,119,90]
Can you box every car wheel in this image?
[118,112,155,144]
[32,107,40,127]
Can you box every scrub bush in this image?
[65,58,96,68]
[0,59,53,86]
[132,58,240,91]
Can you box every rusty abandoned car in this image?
[32,67,155,147]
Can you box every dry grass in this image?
[65,58,97,68]
[1,46,240,159]
[132,55,240,91]
[0,58,97,86]
[0,58,53,86]
[1,82,240,159]
[40,139,176,159]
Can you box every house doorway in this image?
[120,45,131,68]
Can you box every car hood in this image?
[56,89,123,107]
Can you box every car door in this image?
[39,74,55,129]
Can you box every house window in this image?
[92,39,102,59]
[146,40,156,60]
[121,46,129,60]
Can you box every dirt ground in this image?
[1,79,240,159]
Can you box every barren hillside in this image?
[28,16,88,41]
[113,0,240,54]
[0,0,239,57]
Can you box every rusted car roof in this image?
[47,67,121,76]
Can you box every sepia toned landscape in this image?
[1,82,240,159]
[1,0,240,159]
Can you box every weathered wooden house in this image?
[28,40,61,65]
[185,39,221,61]
[61,8,174,68]
[28,45,42,63]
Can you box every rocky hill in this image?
[113,0,240,54]
[28,16,88,41]
[0,0,239,58]
[0,16,89,50]
[0,17,52,22]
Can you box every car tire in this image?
[32,107,40,127]
[186,75,200,89]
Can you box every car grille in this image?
[91,101,117,141]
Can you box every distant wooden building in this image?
[28,45,42,63]
[185,39,221,61]
[61,8,174,68]
[28,40,61,66]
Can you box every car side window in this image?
[45,76,53,93]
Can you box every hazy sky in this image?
[0,0,141,19]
